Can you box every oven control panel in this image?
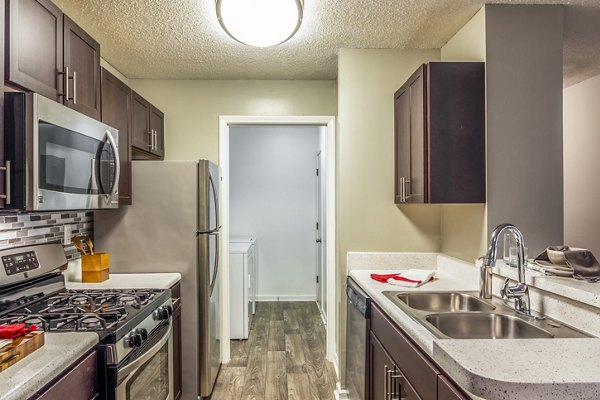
[2,251,40,276]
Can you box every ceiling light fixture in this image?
[216,0,303,48]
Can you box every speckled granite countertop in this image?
[65,272,181,290]
[0,332,98,400]
[349,254,600,400]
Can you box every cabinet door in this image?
[131,91,151,152]
[394,86,411,204]
[101,67,132,205]
[0,0,6,209]
[36,350,98,400]
[63,15,101,120]
[369,332,422,400]
[438,375,468,400]
[369,331,396,400]
[407,66,427,203]
[5,0,63,101]
[149,105,165,158]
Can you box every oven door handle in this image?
[104,130,120,202]
[118,320,172,382]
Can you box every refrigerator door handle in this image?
[196,227,221,235]
[209,232,220,296]
[208,173,219,232]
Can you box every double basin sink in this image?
[382,291,591,339]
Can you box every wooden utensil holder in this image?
[81,253,110,283]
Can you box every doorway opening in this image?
[218,116,337,371]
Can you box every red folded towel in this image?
[370,271,436,287]
[370,273,424,284]
[0,323,38,339]
[371,273,404,283]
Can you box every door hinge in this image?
[316,168,319,176]
[316,222,319,230]
[316,276,319,283]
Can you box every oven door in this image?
[116,321,174,400]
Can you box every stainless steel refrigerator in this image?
[94,160,221,400]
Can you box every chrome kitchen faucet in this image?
[480,223,533,317]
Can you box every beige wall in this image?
[127,80,337,162]
[564,73,600,255]
[337,48,441,371]
[439,8,488,262]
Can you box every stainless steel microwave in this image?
[4,92,120,211]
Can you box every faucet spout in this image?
[480,223,531,315]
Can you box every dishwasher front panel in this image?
[345,278,371,400]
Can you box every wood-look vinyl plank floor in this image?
[210,302,336,400]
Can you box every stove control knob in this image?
[134,328,148,341]
[154,306,170,320]
[165,305,173,317]
[127,333,143,348]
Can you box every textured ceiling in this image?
[52,0,600,84]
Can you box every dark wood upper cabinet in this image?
[5,1,100,120]
[394,62,485,204]
[63,15,101,120]
[131,91,152,152]
[0,0,5,209]
[149,105,165,158]
[101,67,132,205]
[5,0,64,101]
[131,91,164,160]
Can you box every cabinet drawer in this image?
[371,304,439,400]
[35,350,98,400]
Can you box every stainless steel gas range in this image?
[0,243,175,400]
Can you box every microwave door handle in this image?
[105,130,120,200]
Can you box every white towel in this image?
[386,269,436,288]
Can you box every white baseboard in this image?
[335,382,349,400]
[256,294,317,301]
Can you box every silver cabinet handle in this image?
[400,177,405,203]
[404,178,411,201]
[384,365,389,400]
[72,71,77,105]
[154,130,158,151]
[0,161,10,206]
[65,66,70,102]
[148,130,154,149]
[390,368,403,400]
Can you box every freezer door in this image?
[198,232,221,397]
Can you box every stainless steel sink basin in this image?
[382,290,592,339]
[425,313,554,339]
[394,292,496,312]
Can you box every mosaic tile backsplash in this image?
[0,212,93,260]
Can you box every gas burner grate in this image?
[0,288,166,334]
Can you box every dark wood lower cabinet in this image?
[369,303,467,400]
[34,350,98,400]
[438,376,468,400]
[170,282,182,400]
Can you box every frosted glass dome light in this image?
[216,0,303,48]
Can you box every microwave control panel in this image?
[2,251,40,276]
